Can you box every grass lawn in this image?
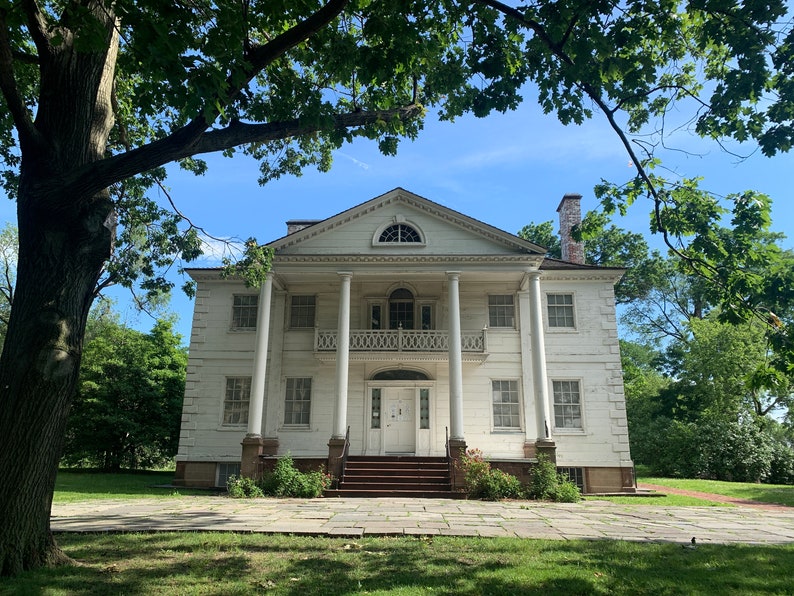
[3,533,793,595]
[53,469,209,502]
[637,477,794,507]
[585,493,731,507]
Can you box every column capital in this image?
[337,271,353,278]
[445,270,461,279]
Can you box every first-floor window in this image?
[492,380,521,429]
[223,377,251,425]
[553,380,582,429]
[284,377,312,426]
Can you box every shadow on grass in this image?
[5,534,794,595]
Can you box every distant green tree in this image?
[0,223,16,350]
[63,319,186,471]
[518,211,661,304]
[657,318,792,423]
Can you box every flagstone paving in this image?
[50,496,794,545]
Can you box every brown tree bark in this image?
[0,3,118,575]
[0,187,113,575]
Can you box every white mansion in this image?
[174,188,634,494]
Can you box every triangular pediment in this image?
[268,188,546,258]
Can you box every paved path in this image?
[51,496,794,545]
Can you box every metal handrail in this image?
[445,426,454,488]
[338,425,351,486]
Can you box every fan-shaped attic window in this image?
[379,223,422,243]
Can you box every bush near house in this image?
[227,455,331,499]
[460,448,521,500]
[459,449,580,502]
[526,454,582,503]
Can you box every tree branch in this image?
[67,104,423,201]
[19,0,50,56]
[0,7,40,149]
[172,0,351,165]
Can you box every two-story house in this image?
[174,188,634,494]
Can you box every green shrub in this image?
[262,454,330,498]
[528,455,581,503]
[226,475,264,498]
[527,454,558,500]
[459,448,524,500]
[553,476,582,503]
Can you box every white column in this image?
[332,272,353,439]
[247,273,273,437]
[447,271,464,440]
[528,270,552,440]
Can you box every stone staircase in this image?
[324,455,461,498]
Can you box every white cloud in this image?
[194,235,245,264]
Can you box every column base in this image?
[327,438,347,482]
[535,439,557,464]
[241,436,265,479]
[447,438,468,492]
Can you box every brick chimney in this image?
[556,193,585,264]
[286,219,320,235]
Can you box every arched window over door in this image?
[371,369,430,381]
[389,288,414,329]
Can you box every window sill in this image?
[553,428,585,435]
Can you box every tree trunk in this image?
[0,4,119,576]
[0,187,113,575]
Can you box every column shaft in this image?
[528,271,552,440]
[247,274,273,437]
[447,272,464,440]
[333,272,353,439]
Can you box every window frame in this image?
[487,294,516,329]
[491,379,523,431]
[551,379,584,432]
[283,377,312,428]
[222,376,251,426]
[372,219,426,247]
[289,294,316,329]
[216,462,241,488]
[230,294,258,331]
[545,292,577,330]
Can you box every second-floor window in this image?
[231,295,258,329]
[488,295,515,328]
[290,295,316,328]
[547,293,575,328]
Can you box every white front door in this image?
[383,387,416,453]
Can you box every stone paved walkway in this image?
[50,496,794,545]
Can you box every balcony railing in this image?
[315,328,487,353]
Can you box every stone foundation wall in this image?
[173,461,217,488]
[489,460,635,494]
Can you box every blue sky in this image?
[1,102,792,341]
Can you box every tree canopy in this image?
[1,0,793,577]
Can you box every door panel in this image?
[383,387,416,453]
